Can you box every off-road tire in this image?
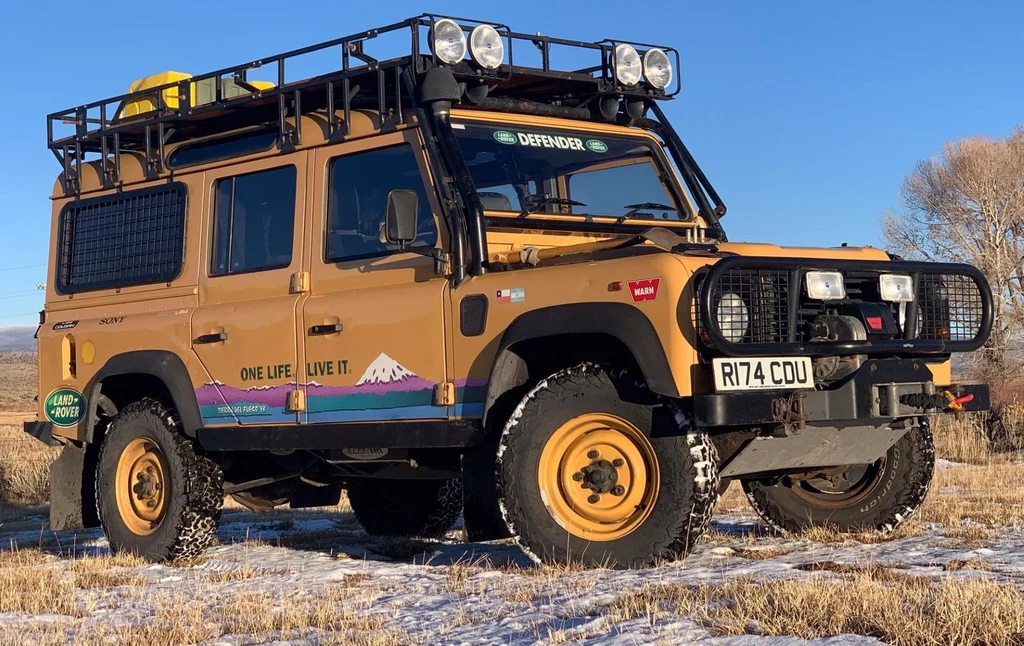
[347,478,463,539]
[742,418,934,533]
[497,363,719,569]
[96,399,224,561]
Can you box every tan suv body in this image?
[27,16,993,566]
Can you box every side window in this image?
[326,145,437,262]
[211,165,296,276]
[56,183,187,294]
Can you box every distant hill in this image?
[0,327,36,353]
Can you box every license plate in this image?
[713,357,814,392]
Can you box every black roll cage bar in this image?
[45,14,726,282]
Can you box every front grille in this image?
[697,257,992,356]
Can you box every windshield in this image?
[452,122,689,225]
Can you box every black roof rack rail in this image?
[46,14,680,196]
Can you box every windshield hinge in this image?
[434,251,452,276]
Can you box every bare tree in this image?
[882,127,1024,382]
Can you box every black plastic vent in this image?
[56,183,187,294]
[460,294,489,337]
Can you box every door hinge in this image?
[290,271,310,294]
[434,382,456,406]
[287,389,306,412]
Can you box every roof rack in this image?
[46,14,681,196]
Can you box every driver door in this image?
[300,130,451,423]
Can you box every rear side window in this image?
[211,165,296,276]
[55,184,187,294]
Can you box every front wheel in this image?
[96,399,224,561]
[742,419,934,533]
[497,364,719,569]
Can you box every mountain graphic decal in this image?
[356,353,417,386]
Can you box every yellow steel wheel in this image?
[537,413,660,541]
[114,437,168,536]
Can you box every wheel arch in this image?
[481,303,679,433]
[81,350,203,443]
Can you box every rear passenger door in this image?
[191,158,306,425]
[301,131,451,423]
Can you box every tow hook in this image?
[773,391,807,434]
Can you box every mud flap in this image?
[462,438,511,542]
[49,442,100,531]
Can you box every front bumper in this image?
[694,359,989,428]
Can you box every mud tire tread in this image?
[496,363,720,568]
[95,398,224,562]
[348,478,463,539]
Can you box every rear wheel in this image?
[96,399,224,561]
[347,478,462,539]
[742,419,934,533]
[498,364,719,568]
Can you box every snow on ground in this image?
[0,500,1022,645]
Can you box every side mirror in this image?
[385,189,419,246]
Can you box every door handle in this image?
[194,332,228,344]
[309,323,344,336]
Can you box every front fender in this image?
[483,302,678,423]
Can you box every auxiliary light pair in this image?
[429,19,674,90]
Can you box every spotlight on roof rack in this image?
[613,44,642,86]
[469,24,504,70]
[431,18,467,65]
[643,48,673,90]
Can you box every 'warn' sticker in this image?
[628,277,661,302]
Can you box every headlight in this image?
[806,271,846,300]
[613,44,642,86]
[716,292,749,342]
[643,48,673,90]
[469,24,504,70]
[431,18,466,65]
[879,274,914,302]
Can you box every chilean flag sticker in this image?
[628,277,661,303]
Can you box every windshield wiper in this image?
[518,197,587,220]
[618,202,676,224]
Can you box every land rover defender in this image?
[28,15,993,567]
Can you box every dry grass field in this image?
[1,357,1023,644]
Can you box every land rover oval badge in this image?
[493,130,518,145]
[44,387,86,427]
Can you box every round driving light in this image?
[469,24,504,70]
[643,48,673,90]
[431,19,467,65]
[716,292,750,342]
[613,44,642,86]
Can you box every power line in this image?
[0,264,45,273]
[0,293,45,300]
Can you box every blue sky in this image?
[0,0,1020,327]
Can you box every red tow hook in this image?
[944,392,974,411]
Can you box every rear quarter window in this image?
[55,183,187,294]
